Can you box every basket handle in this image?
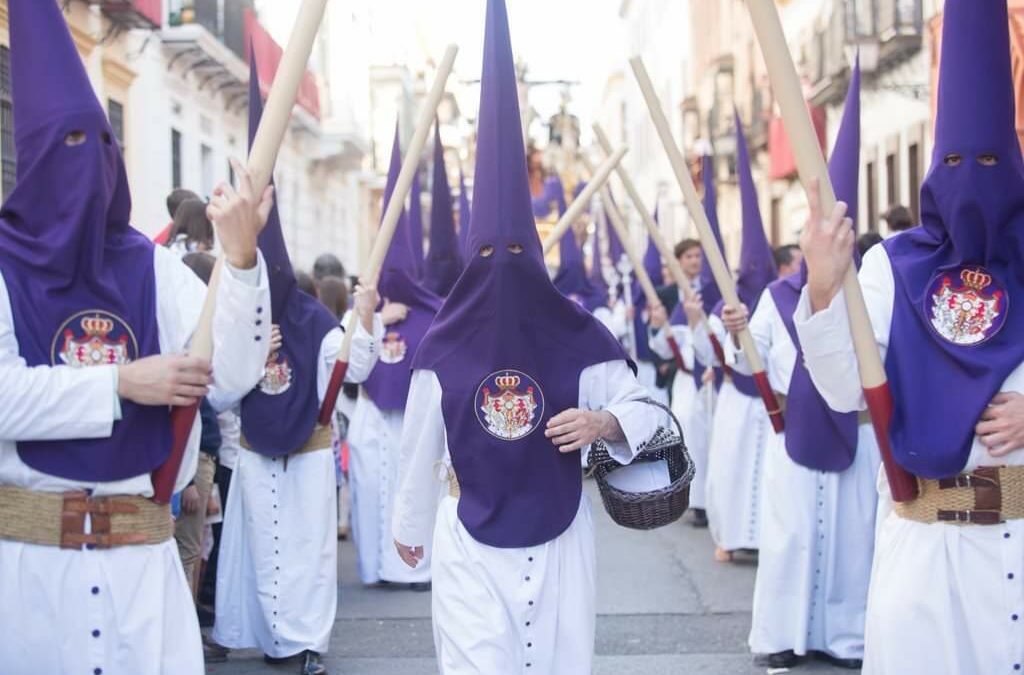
[634,396,686,447]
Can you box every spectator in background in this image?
[297,270,318,298]
[857,231,884,258]
[773,243,804,278]
[318,275,354,540]
[882,204,915,235]
[313,252,346,283]
[153,188,200,245]
[165,198,214,255]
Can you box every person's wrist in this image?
[807,274,841,313]
[225,247,257,270]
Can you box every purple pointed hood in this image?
[239,50,339,457]
[771,61,861,472]
[413,0,626,549]
[643,205,665,287]
[408,166,425,278]
[423,122,463,296]
[532,175,566,219]
[0,0,168,481]
[698,154,725,314]
[588,215,610,302]
[552,181,605,311]
[734,110,778,308]
[882,0,1024,478]
[458,168,472,255]
[364,125,442,411]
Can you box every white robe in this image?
[213,313,381,658]
[735,292,879,659]
[348,395,432,584]
[795,245,1024,674]
[648,322,712,510]
[693,314,769,550]
[0,247,270,675]
[392,362,663,675]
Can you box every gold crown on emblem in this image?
[960,268,992,291]
[81,315,114,337]
[495,374,521,390]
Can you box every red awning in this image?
[768,104,827,180]
[244,8,321,120]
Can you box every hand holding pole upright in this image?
[745,0,917,501]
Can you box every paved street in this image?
[208,481,857,675]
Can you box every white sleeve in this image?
[794,245,894,413]
[647,326,674,360]
[579,360,664,464]
[730,292,776,377]
[392,370,447,547]
[338,311,383,385]
[210,255,272,397]
[0,271,119,442]
[649,325,697,371]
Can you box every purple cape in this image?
[552,182,605,311]
[423,122,463,296]
[769,59,861,473]
[0,0,168,481]
[413,0,626,549]
[239,51,338,457]
[882,0,1024,478]
[363,126,442,411]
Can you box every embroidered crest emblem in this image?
[475,369,545,441]
[380,331,408,365]
[52,311,138,367]
[259,353,293,395]
[927,266,1008,346]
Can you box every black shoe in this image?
[813,651,863,670]
[264,653,300,665]
[408,582,432,592]
[690,508,708,528]
[196,603,215,628]
[301,650,327,675]
[755,650,798,669]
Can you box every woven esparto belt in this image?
[894,466,1024,525]
[446,467,461,499]
[0,486,173,549]
[774,394,872,425]
[240,424,333,456]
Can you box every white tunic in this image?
[213,314,381,658]
[698,313,767,552]
[795,245,1024,674]
[348,395,433,584]
[393,362,663,675]
[648,322,712,510]
[0,246,270,675]
[734,292,879,659]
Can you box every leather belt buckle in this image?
[937,509,1002,525]
[60,493,143,550]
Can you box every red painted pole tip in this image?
[318,360,350,427]
[752,370,786,434]
[863,383,919,502]
[151,402,200,504]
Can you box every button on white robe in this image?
[0,246,271,675]
[795,245,1024,674]
[392,361,663,675]
[213,313,381,658]
[734,290,879,660]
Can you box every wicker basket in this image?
[587,398,694,530]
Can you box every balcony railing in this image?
[85,0,162,28]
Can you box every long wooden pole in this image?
[541,146,628,255]
[317,44,459,425]
[153,0,330,503]
[746,0,916,500]
[629,55,784,434]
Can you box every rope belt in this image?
[0,486,173,549]
[447,467,461,499]
[240,424,333,457]
[895,466,1024,525]
[774,394,872,425]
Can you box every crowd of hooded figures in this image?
[0,0,1022,674]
